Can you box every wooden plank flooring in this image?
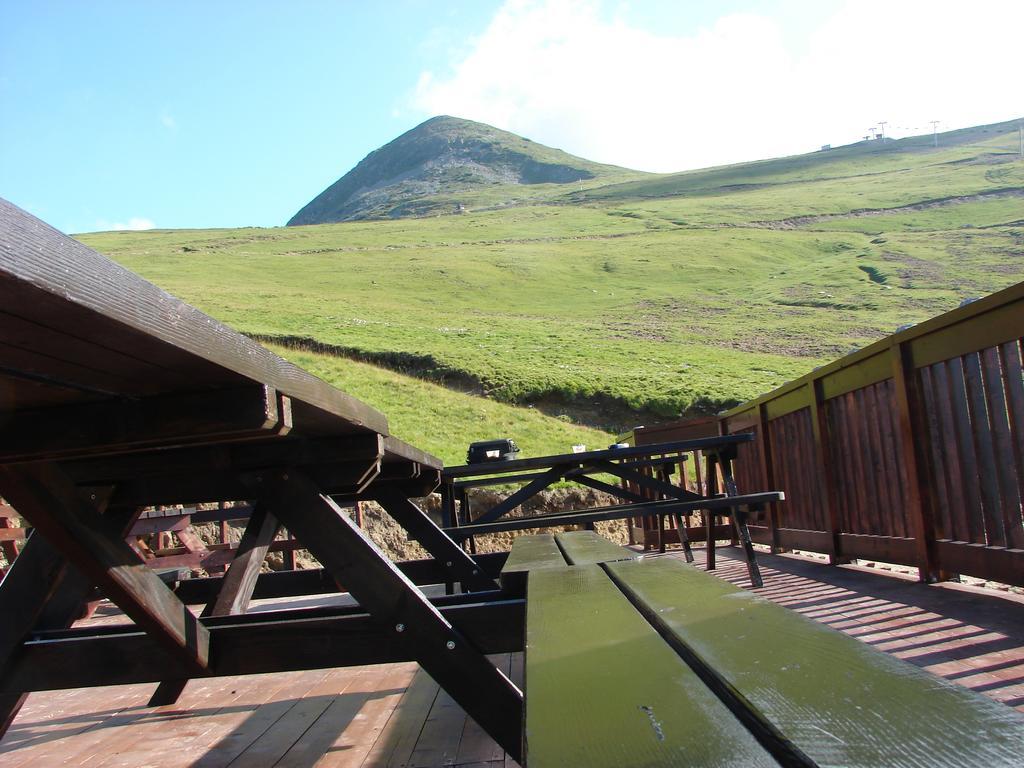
[5,546,1024,765]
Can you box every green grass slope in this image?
[266,343,612,463]
[78,118,1024,434]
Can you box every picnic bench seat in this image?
[512,532,1024,767]
[499,530,636,594]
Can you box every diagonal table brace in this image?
[468,463,572,525]
[370,487,497,591]
[705,450,763,587]
[148,501,281,706]
[252,469,524,761]
[588,459,701,503]
[0,464,211,673]
[0,490,145,736]
[589,458,699,560]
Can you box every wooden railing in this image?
[631,280,1024,586]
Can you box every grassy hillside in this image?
[78,118,1024,434]
[266,344,612,462]
[289,115,646,224]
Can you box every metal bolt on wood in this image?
[446,640,456,650]
[395,623,405,633]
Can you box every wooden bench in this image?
[508,533,1024,767]
[499,530,636,595]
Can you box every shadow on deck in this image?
[4,545,1024,767]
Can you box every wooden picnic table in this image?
[0,198,525,759]
[441,433,782,587]
[506,530,1024,767]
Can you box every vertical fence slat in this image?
[863,383,892,536]
[964,351,1006,546]
[920,366,953,541]
[999,340,1024,548]
[947,357,986,544]
[850,388,880,535]
[880,381,909,538]
[755,406,780,551]
[933,362,968,541]
[811,381,842,561]
[981,346,1022,548]
[839,393,866,536]
[828,397,852,538]
[892,343,938,580]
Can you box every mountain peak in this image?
[287,116,625,225]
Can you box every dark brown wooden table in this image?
[0,198,524,760]
[440,434,783,586]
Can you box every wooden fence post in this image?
[809,380,846,564]
[891,342,939,582]
[754,406,783,553]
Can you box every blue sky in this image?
[2,1,1021,233]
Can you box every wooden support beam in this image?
[0,533,68,670]
[105,457,380,507]
[0,599,525,693]
[591,459,702,503]
[370,487,496,591]
[0,463,210,672]
[0,487,121,665]
[252,469,524,761]
[753,406,783,554]
[169,552,511,605]
[704,453,720,570]
[450,457,680,492]
[446,492,783,540]
[148,502,281,706]
[573,474,649,504]
[209,503,280,616]
[0,517,25,550]
[0,385,288,463]
[718,453,763,588]
[62,433,383,505]
[442,435,747,479]
[0,490,133,737]
[469,463,570,525]
[440,482,455,528]
[809,381,846,564]
[891,342,940,581]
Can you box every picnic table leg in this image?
[148,502,281,706]
[673,512,695,563]
[0,489,137,737]
[622,475,637,545]
[253,469,524,761]
[718,451,764,588]
[730,507,764,588]
[0,464,212,669]
[371,488,497,591]
[440,482,454,528]
[458,486,470,526]
[705,454,719,571]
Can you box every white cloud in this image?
[412,0,1024,172]
[96,217,156,231]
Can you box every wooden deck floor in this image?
[5,545,1024,766]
